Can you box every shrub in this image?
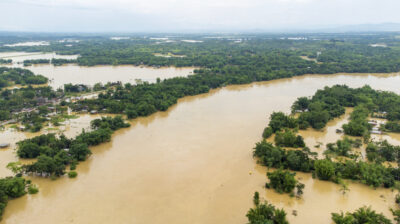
[28,184,39,194]
[68,171,78,178]
[314,159,335,181]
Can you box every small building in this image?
[90,110,98,114]
[371,127,382,134]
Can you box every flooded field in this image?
[26,64,195,88]
[0,52,78,63]
[1,52,195,88]
[2,72,400,223]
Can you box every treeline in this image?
[23,59,50,66]
[23,58,77,66]
[15,116,130,177]
[0,59,11,64]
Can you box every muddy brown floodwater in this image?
[26,64,195,88]
[1,52,195,88]
[2,73,400,224]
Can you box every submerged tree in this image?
[247,192,289,224]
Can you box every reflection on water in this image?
[2,73,400,223]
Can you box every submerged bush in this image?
[68,171,78,178]
[28,184,39,194]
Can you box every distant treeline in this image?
[0,59,11,64]
[23,58,77,66]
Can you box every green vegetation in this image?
[247,192,289,224]
[331,206,391,224]
[324,137,362,158]
[23,59,50,66]
[27,184,39,194]
[0,67,47,90]
[254,141,316,172]
[255,128,396,188]
[64,83,90,93]
[342,105,371,140]
[0,177,27,218]
[265,169,304,197]
[366,140,400,163]
[266,169,297,194]
[16,116,130,177]
[3,33,400,223]
[384,121,400,133]
[68,171,77,178]
[314,159,335,180]
[4,33,400,75]
[254,85,400,188]
[274,129,305,148]
[0,59,11,64]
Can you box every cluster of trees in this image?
[254,139,398,188]
[0,59,11,64]
[293,85,400,133]
[262,112,298,138]
[266,169,305,197]
[254,141,316,172]
[324,137,362,158]
[16,116,130,177]
[0,85,59,121]
[247,192,289,224]
[64,83,90,93]
[384,121,400,133]
[0,67,48,90]
[366,140,400,163]
[342,105,371,139]
[0,177,27,218]
[274,130,305,148]
[331,206,392,224]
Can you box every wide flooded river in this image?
[2,73,400,223]
[1,52,195,88]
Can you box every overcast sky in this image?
[1,0,400,32]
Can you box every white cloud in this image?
[1,0,400,32]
